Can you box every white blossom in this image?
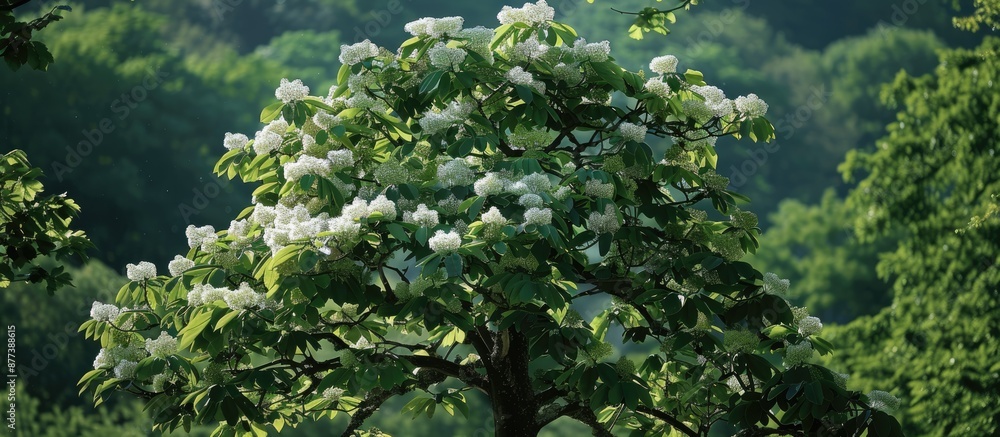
[735,93,769,118]
[404,16,465,38]
[797,316,823,337]
[523,207,552,226]
[114,360,137,380]
[223,132,249,151]
[497,0,555,26]
[649,55,678,74]
[404,204,440,228]
[428,43,467,71]
[571,38,611,62]
[587,204,620,234]
[509,35,549,62]
[322,387,345,402]
[368,195,397,220]
[428,230,462,253]
[253,129,283,155]
[327,216,361,242]
[327,149,355,169]
[584,179,615,198]
[481,207,507,227]
[618,122,647,143]
[284,155,331,181]
[783,342,813,366]
[339,40,379,66]
[185,225,218,252]
[437,159,475,187]
[519,173,551,193]
[224,282,265,311]
[518,193,543,208]
[144,332,178,358]
[644,78,673,99]
[125,261,156,281]
[90,302,120,322]
[274,78,310,103]
[689,85,734,118]
[474,172,508,196]
[167,255,195,277]
[313,111,341,129]
[763,272,790,295]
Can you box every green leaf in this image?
[178,310,213,351]
[260,102,284,123]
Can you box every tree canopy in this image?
[78,2,902,436]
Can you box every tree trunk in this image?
[487,329,541,437]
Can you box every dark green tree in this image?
[827,37,1000,435]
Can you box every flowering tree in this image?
[79,2,901,436]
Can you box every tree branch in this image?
[635,406,698,437]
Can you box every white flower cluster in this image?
[144,332,178,358]
[274,78,310,103]
[584,179,614,198]
[481,207,507,228]
[327,149,355,169]
[688,85,734,119]
[185,225,218,252]
[259,204,330,253]
[763,272,790,295]
[186,283,227,306]
[866,390,900,413]
[457,27,495,61]
[783,341,814,366]
[284,155,332,181]
[508,35,548,62]
[523,207,552,226]
[114,360,137,380]
[474,172,508,196]
[322,387,345,402]
[797,316,823,336]
[506,66,545,94]
[168,255,195,277]
[587,204,620,234]
[649,55,678,74]
[228,219,252,243]
[313,110,341,130]
[734,93,769,118]
[224,282,266,311]
[223,132,249,151]
[519,173,551,193]
[552,62,582,84]
[428,230,462,253]
[618,122,647,143]
[339,40,379,66]
[90,301,120,322]
[518,193,543,208]
[644,78,673,99]
[404,16,465,38]
[419,100,474,136]
[428,43,467,71]
[126,261,156,281]
[403,204,440,228]
[437,158,475,187]
[571,38,611,63]
[253,118,288,155]
[93,343,146,371]
[498,0,555,26]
